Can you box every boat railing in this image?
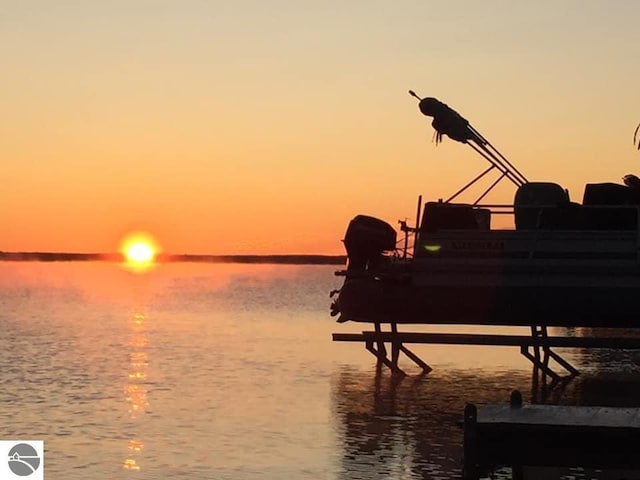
[396,200,640,261]
[397,199,515,260]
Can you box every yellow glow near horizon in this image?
[120,233,159,272]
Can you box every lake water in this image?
[2,262,640,479]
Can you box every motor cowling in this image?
[343,215,396,271]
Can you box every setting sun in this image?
[120,233,160,272]
[127,242,154,263]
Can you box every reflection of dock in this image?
[463,391,640,480]
[332,367,536,479]
[333,364,640,479]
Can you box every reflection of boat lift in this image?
[332,94,640,381]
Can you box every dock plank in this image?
[478,404,640,429]
[463,394,640,478]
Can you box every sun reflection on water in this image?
[123,311,149,471]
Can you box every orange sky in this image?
[2,1,640,254]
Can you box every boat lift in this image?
[332,326,640,381]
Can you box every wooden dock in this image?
[463,391,640,479]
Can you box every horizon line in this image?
[0,251,347,265]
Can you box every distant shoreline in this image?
[0,252,347,265]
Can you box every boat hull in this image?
[335,275,640,328]
[333,210,640,328]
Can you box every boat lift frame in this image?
[333,323,640,381]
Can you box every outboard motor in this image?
[343,215,396,272]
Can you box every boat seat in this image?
[577,205,637,230]
[514,182,569,229]
[579,183,640,230]
[583,182,640,205]
[536,204,637,230]
[420,202,491,233]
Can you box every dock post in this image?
[391,322,400,371]
[532,325,544,366]
[364,324,407,376]
[399,344,432,373]
[510,389,522,408]
[463,403,478,480]
[510,390,524,480]
[374,322,387,362]
[520,324,579,381]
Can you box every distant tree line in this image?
[0,251,347,265]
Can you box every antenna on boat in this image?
[409,90,528,202]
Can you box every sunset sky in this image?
[2,1,640,255]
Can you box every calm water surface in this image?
[2,262,640,479]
